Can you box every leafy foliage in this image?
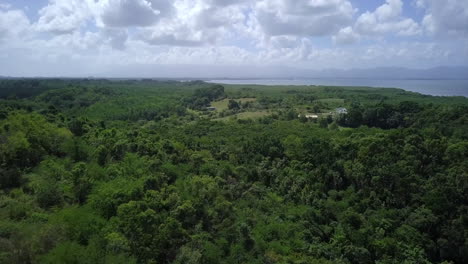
[0,79,467,263]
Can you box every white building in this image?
[336,107,348,114]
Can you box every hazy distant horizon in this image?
[2,65,468,81]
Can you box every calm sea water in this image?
[208,79,468,97]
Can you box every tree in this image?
[313,104,321,113]
[88,177,144,219]
[319,118,328,128]
[228,100,240,110]
[69,117,89,137]
[0,112,71,171]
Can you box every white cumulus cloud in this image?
[255,0,356,37]
[355,0,421,36]
[418,0,468,36]
[0,9,31,42]
[333,26,360,45]
[97,0,174,28]
[140,0,250,47]
[35,0,91,34]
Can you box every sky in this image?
[0,0,467,77]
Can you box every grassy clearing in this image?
[211,98,257,111]
[210,100,229,111]
[214,110,271,121]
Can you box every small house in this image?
[336,107,348,114]
[206,106,217,111]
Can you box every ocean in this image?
[207,78,468,97]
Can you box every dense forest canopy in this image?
[0,79,467,264]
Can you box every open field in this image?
[213,110,272,121]
[210,97,257,111]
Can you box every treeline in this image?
[0,80,60,99]
[0,79,114,99]
[184,85,226,110]
[337,101,467,138]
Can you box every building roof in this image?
[298,114,319,119]
[336,107,348,113]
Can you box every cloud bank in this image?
[0,0,467,76]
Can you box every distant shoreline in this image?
[207,78,468,98]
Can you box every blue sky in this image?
[0,0,467,77]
